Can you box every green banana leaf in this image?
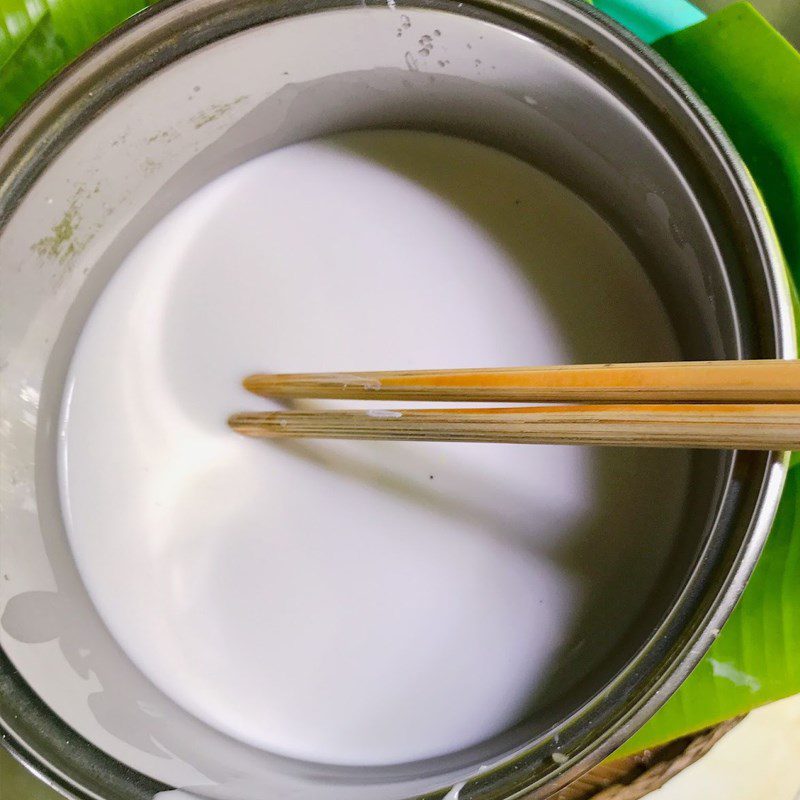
[0,0,797,764]
[0,0,155,123]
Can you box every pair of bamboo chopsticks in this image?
[229,360,800,449]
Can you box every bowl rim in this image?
[0,1,795,798]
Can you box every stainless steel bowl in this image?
[0,1,794,798]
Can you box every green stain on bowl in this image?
[32,204,79,260]
[30,185,97,285]
[191,95,250,129]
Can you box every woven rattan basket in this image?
[543,718,742,800]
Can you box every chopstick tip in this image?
[242,374,261,394]
[228,412,246,430]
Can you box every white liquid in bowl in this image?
[59,130,686,765]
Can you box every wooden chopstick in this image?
[228,404,800,449]
[243,360,800,404]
